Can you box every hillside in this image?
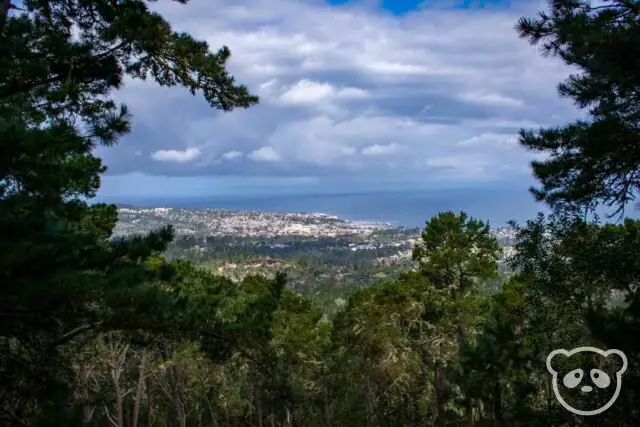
[114,206,517,311]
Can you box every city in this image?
[114,206,519,261]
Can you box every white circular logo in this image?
[546,347,627,416]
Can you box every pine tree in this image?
[412,211,501,426]
[0,0,258,423]
[517,0,640,215]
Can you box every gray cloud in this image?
[99,0,578,187]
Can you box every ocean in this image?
[104,188,551,228]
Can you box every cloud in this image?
[277,79,368,106]
[456,133,519,149]
[457,91,524,107]
[221,150,244,160]
[97,0,579,194]
[248,146,281,162]
[361,143,403,156]
[150,147,201,163]
[424,154,490,181]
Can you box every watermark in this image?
[546,347,627,416]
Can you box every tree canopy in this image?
[517,0,640,216]
[0,0,261,423]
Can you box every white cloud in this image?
[98,0,577,188]
[458,91,524,107]
[221,150,244,160]
[461,118,541,129]
[279,80,332,104]
[361,143,403,157]
[456,133,519,149]
[150,147,201,163]
[259,78,369,117]
[265,115,444,168]
[248,146,281,162]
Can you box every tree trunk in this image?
[107,333,127,427]
[256,383,263,427]
[131,351,148,427]
[494,370,502,424]
[145,376,155,427]
[78,364,95,424]
[433,360,444,427]
[466,402,475,427]
[285,407,292,427]
[158,343,187,427]
[168,364,187,427]
[431,340,447,427]
[323,383,331,427]
[223,406,230,427]
[0,0,12,35]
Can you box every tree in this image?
[328,278,439,426]
[412,210,502,299]
[503,211,640,426]
[517,0,640,215]
[514,2,640,423]
[411,211,501,426]
[0,0,258,423]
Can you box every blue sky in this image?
[326,0,519,14]
[326,0,428,14]
[96,0,578,199]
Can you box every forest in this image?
[1,0,639,426]
[163,228,511,313]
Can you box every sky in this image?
[97,0,581,199]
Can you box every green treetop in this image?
[517,0,640,215]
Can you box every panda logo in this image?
[546,347,627,416]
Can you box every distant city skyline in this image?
[98,187,551,228]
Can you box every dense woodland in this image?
[1,0,639,426]
[164,230,419,266]
[165,231,419,291]
[163,229,510,312]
